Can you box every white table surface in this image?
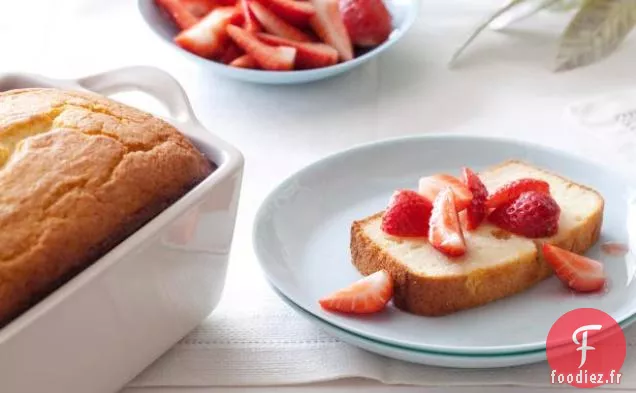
[2,0,635,392]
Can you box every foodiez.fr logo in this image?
[547,308,626,388]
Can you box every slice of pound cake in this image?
[350,161,604,316]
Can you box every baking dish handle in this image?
[76,66,195,124]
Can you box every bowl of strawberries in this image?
[138,0,418,83]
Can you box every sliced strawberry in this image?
[380,189,433,237]
[428,187,467,257]
[180,0,220,16]
[486,178,550,209]
[239,0,261,32]
[227,25,297,70]
[256,0,316,26]
[489,191,560,238]
[340,0,392,47]
[461,167,488,230]
[174,6,242,58]
[218,42,244,63]
[229,54,259,68]
[418,174,473,212]
[319,270,393,314]
[310,0,353,61]
[249,2,312,42]
[542,244,606,292]
[155,0,201,29]
[257,33,338,68]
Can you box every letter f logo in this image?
[572,324,602,368]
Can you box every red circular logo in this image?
[547,308,626,388]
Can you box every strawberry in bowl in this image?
[138,0,418,83]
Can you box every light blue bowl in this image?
[138,0,419,84]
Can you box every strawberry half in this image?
[381,189,433,237]
[249,2,312,42]
[418,174,473,212]
[155,0,201,29]
[227,25,297,70]
[310,0,354,61]
[489,191,560,238]
[428,187,467,257]
[257,33,338,68]
[256,0,316,26]
[340,0,392,47]
[319,270,393,314]
[542,244,606,292]
[174,6,242,58]
[229,54,259,68]
[486,178,550,209]
[462,167,488,230]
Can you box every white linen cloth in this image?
[566,89,636,161]
[125,93,636,388]
[124,88,636,389]
[126,284,636,388]
[124,87,636,389]
[2,0,636,390]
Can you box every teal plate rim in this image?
[271,284,636,358]
[254,134,636,356]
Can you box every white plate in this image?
[253,135,636,356]
[138,0,419,84]
[274,287,549,368]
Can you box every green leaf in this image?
[548,0,584,12]
[449,0,530,67]
[555,0,636,72]
[489,0,563,30]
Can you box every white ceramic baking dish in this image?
[0,66,244,393]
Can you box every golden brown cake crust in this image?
[0,88,213,326]
[350,162,604,317]
[351,213,548,316]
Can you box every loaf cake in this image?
[0,88,213,326]
[351,161,604,316]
